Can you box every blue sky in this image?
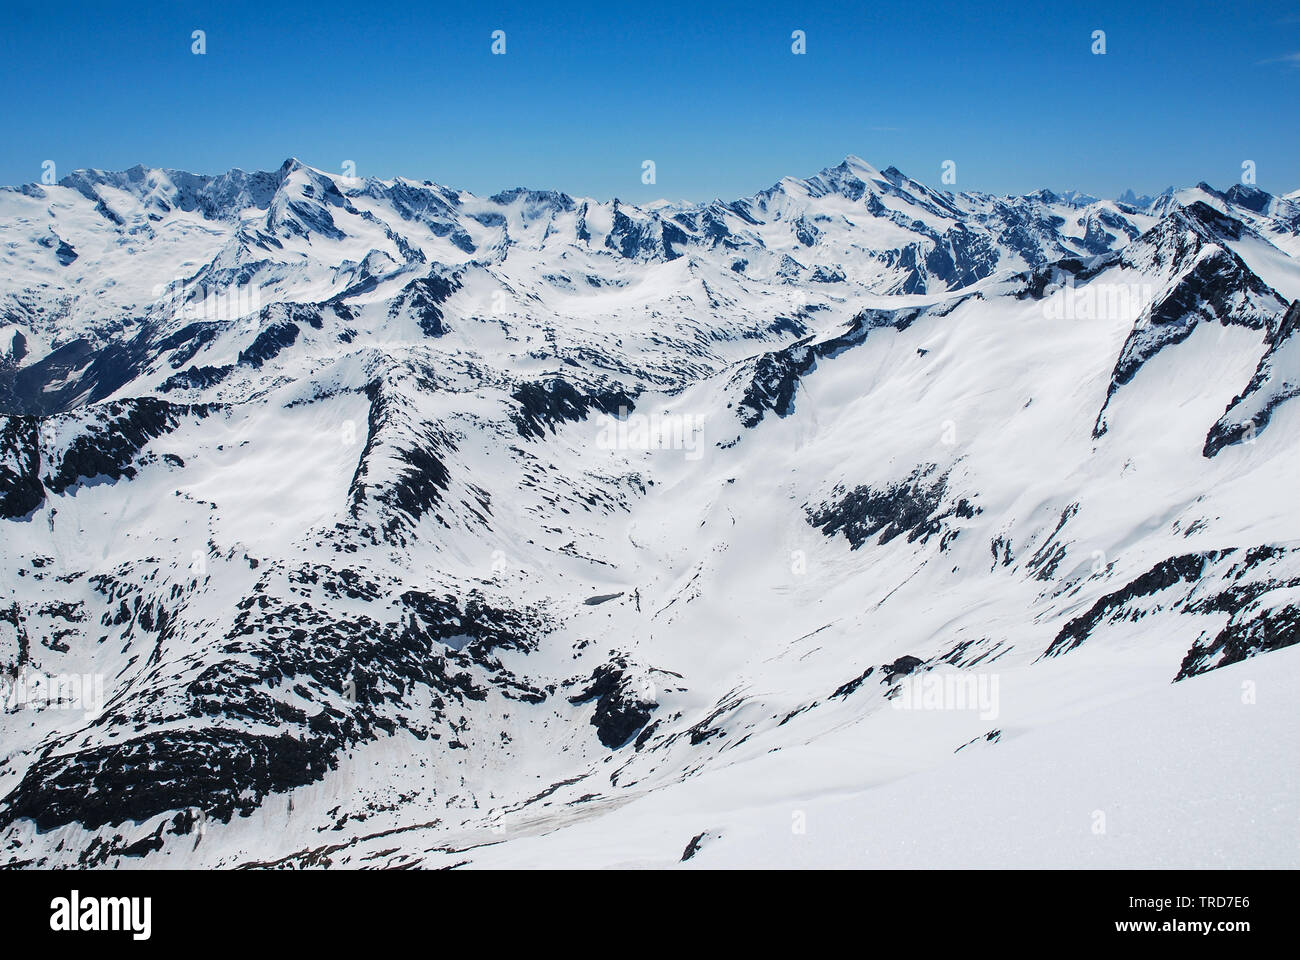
[2,0,1298,201]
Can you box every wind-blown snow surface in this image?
[1,157,1298,868]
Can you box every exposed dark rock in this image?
[681,831,707,861]
[0,728,340,832]
[1043,550,1230,658]
[807,464,977,550]
[830,666,874,699]
[159,364,232,392]
[883,656,924,683]
[0,416,43,518]
[735,307,922,428]
[1094,210,1285,437]
[1204,300,1300,457]
[389,271,461,337]
[510,378,637,439]
[44,398,198,494]
[345,382,456,543]
[238,321,299,368]
[568,659,656,749]
[1177,604,1300,680]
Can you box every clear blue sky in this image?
[2,0,1298,202]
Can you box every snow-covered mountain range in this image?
[2,156,1298,868]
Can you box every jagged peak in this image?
[1223,183,1274,214]
[277,156,312,176]
[832,154,882,178]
